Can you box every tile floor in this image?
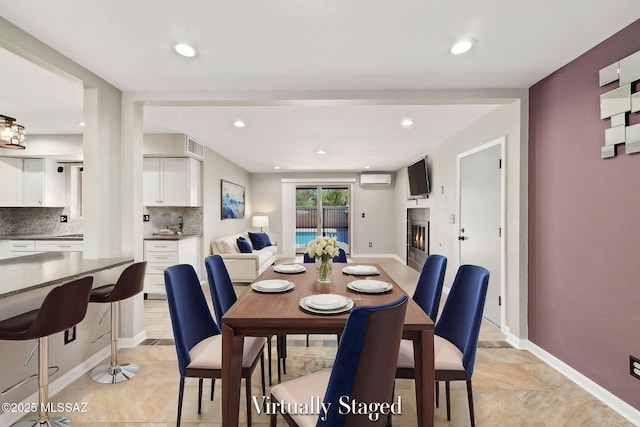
[23,259,634,426]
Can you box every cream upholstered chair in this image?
[396,264,489,427]
[164,264,266,426]
[270,296,408,427]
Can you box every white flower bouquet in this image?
[305,236,340,282]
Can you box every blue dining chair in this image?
[303,247,347,264]
[333,247,348,263]
[396,264,489,427]
[205,254,284,385]
[164,264,266,427]
[394,255,446,414]
[270,295,408,426]
[412,254,447,321]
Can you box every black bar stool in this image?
[0,276,93,427]
[89,261,146,384]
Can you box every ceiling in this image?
[1,1,638,172]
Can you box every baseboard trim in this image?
[503,327,526,350]
[390,254,404,263]
[119,330,147,348]
[0,346,110,426]
[349,253,404,264]
[524,340,640,425]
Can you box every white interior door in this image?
[458,140,504,327]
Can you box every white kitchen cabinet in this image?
[0,157,24,206]
[23,159,65,207]
[142,158,161,206]
[8,240,37,258]
[35,240,83,252]
[143,157,201,206]
[143,236,201,296]
[0,240,13,260]
[3,239,83,258]
[0,157,65,207]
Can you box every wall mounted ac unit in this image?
[185,135,204,160]
[359,173,392,186]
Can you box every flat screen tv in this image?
[407,156,430,199]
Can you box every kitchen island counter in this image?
[0,233,84,241]
[0,253,135,425]
[0,252,132,299]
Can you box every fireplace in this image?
[407,208,429,272]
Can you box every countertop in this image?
[2,233,202,241]
[0,233,84,241]
[143,233,202,240]
[0,252,133,299]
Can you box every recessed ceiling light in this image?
[364,166,371,169]
[174,43,197,58]
[451,39,474,55]
[316,150,326,155]
[233,119,246,128]
[274,166,281,170]
[401,118,414,127]
[77,121,85,127]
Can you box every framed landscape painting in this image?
[221,180,245,219]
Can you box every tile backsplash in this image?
[0,206,203,237]
[143,207,203,235]
[0,208,83,236]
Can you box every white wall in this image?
[394,98,528,339]
[249,174,283,245]
[352,181,397,255]
[0,134,83,160]
[143,133,191,157]
[203,146,252,255]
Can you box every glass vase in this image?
[316,258,333,283]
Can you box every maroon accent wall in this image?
[529,19,640,409]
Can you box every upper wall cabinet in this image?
[143,157,201,207]
[0,157,23,206]
[23,159,65,207]
[0,157,65,207]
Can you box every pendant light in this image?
[0,115,26,149]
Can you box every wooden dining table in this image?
[221,262,434,426]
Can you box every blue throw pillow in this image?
[237,236,252,253]
[248,232,272,250]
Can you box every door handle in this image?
[458,228,466,241]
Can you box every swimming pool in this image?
[296,230,348,246]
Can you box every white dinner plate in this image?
[251,279,294,293]
[304,294,350,310]
[347,279,393,294]
[299,296,354,315]
[274,264,306,274]
[342,265,380,276]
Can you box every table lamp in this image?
[252,215,269,232]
